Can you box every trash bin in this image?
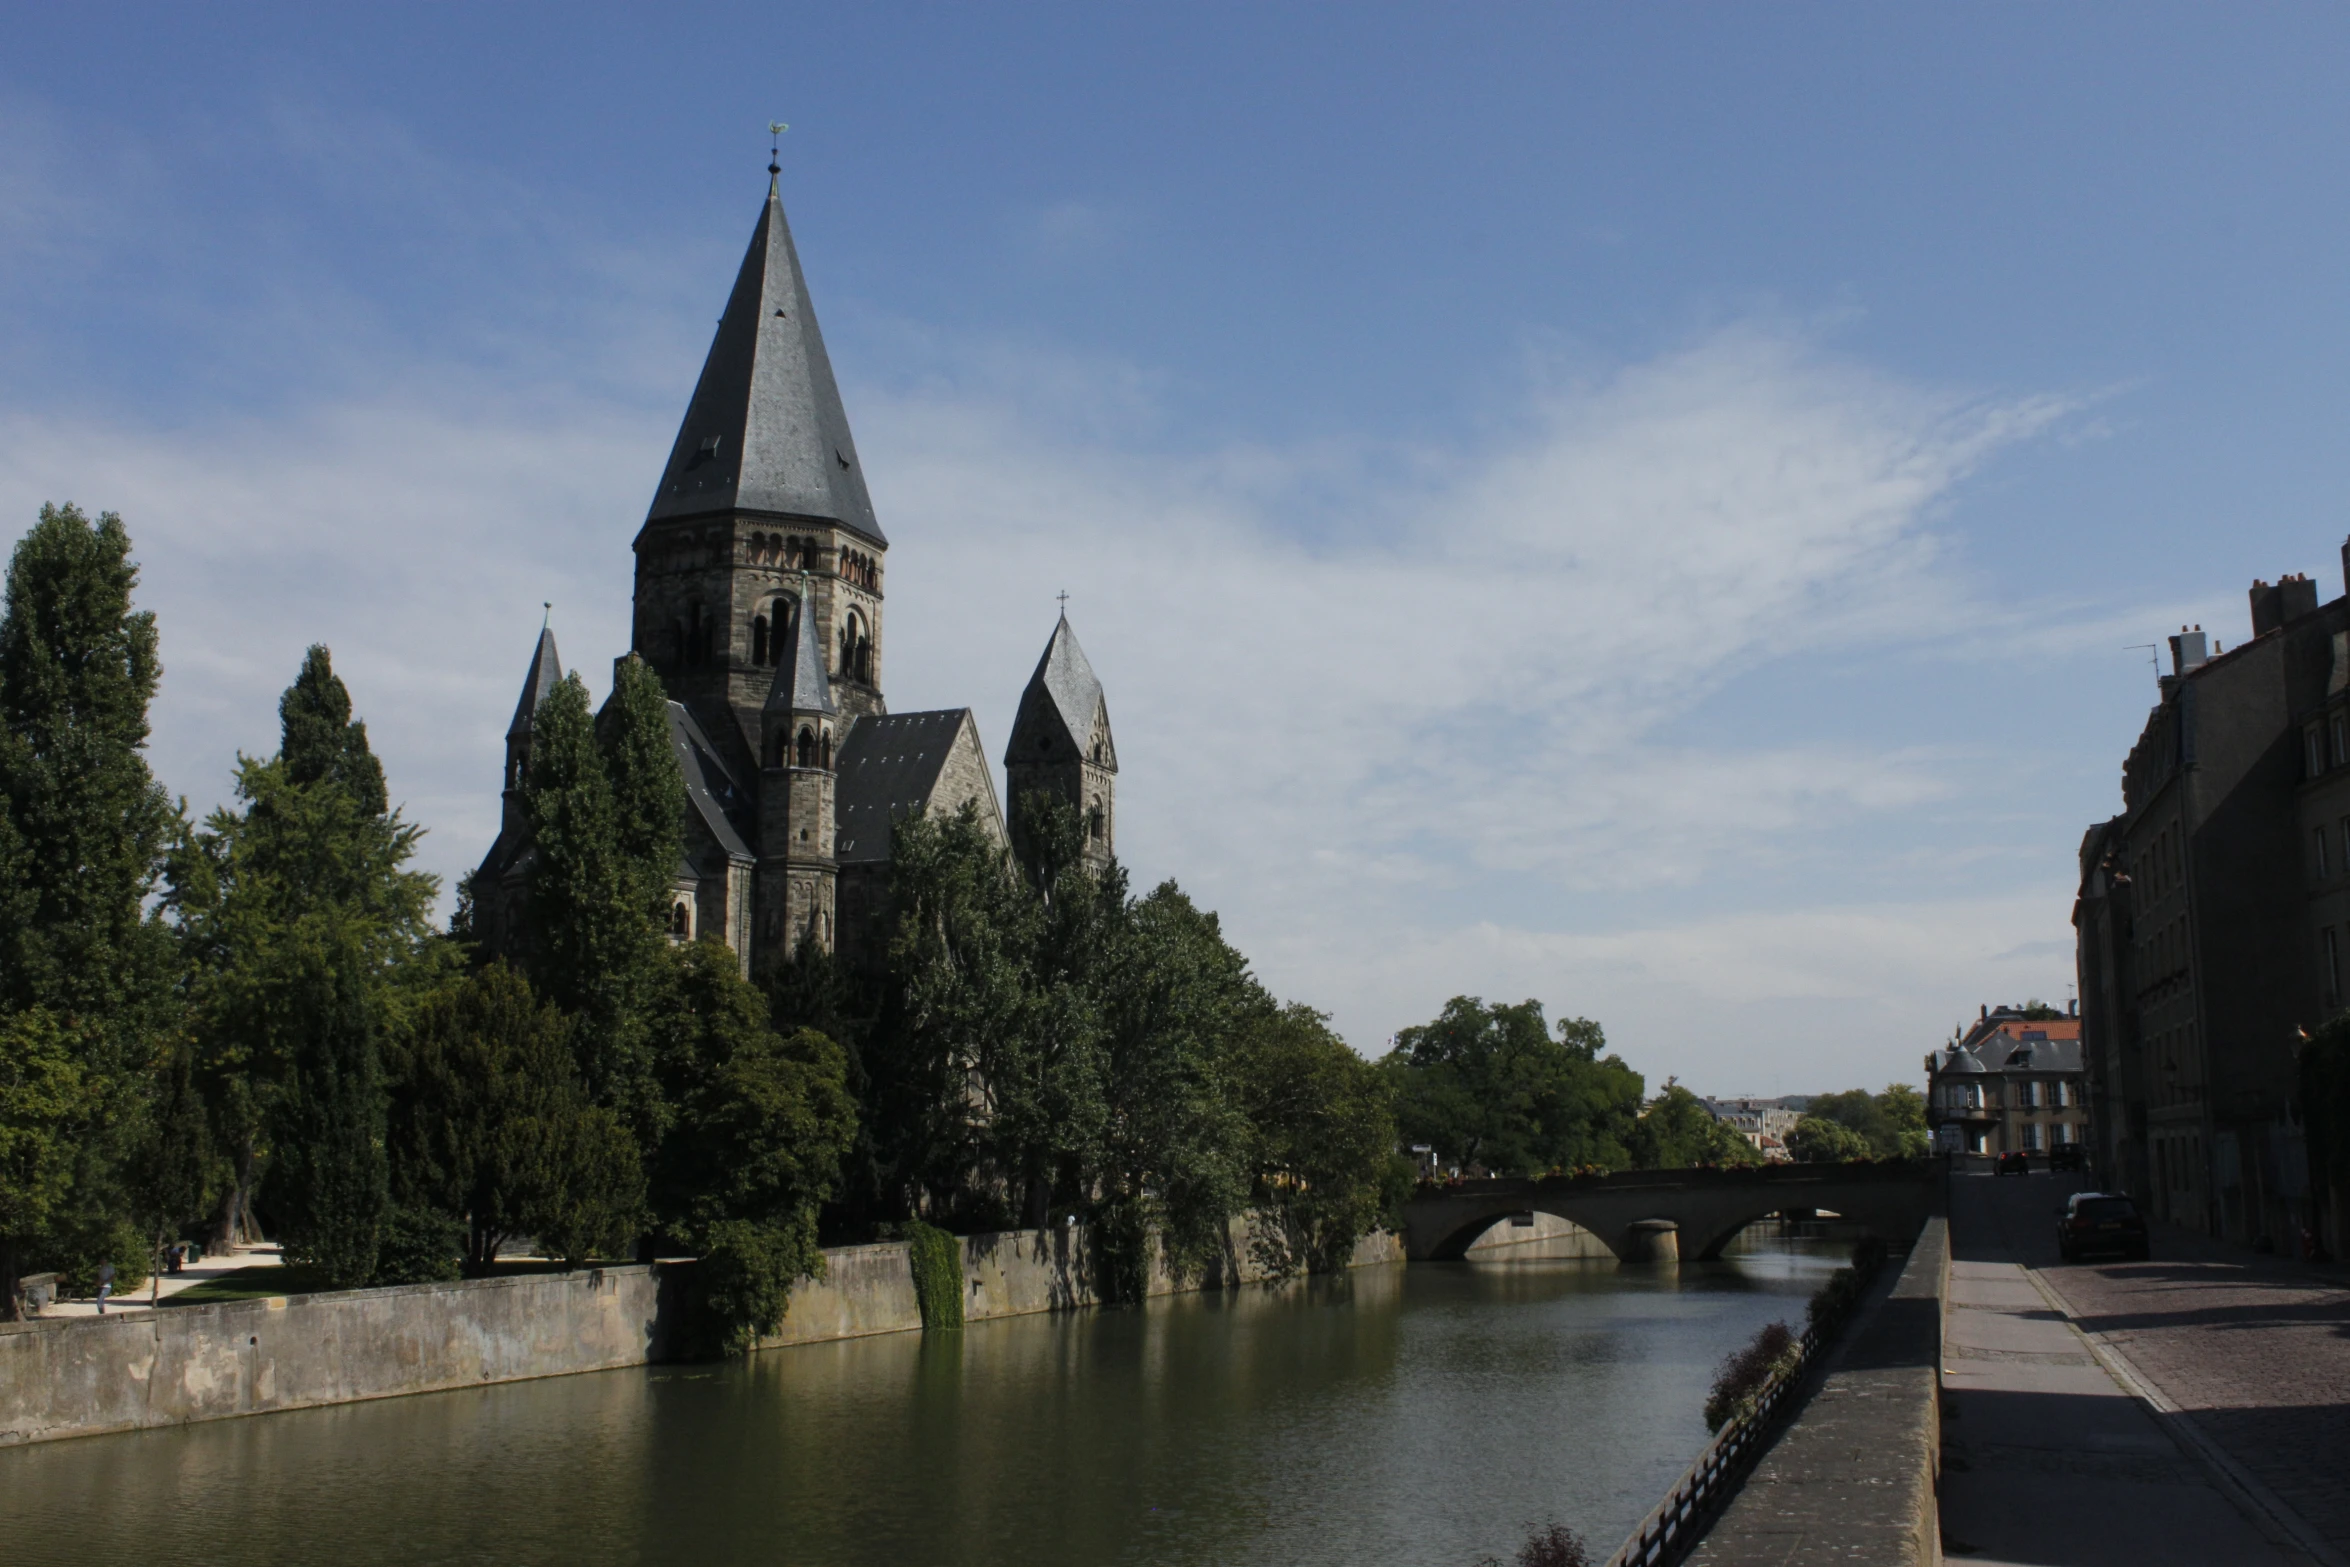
[17,1272,60,1316]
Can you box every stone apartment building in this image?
[1705,1098,1804,1160]
[1924,1005,2089,1157]
[473,163,1120,976]
[2076,554,2342,1253]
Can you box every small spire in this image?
[766,571,836,717]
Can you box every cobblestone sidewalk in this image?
[2041,1240,2350,1559]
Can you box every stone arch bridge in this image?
[1400,1161,1936,1262]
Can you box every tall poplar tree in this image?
[519,660,680,1132]
[0,504,176,1305]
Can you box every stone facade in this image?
[2076,550,2343,1253]
[1924,1005,2088,1156]
[472,172,1114,979]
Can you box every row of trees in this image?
[0,501,1922,1335]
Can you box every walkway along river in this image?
[0,1233,1845,1567]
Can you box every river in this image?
[0,1232,1844,1567]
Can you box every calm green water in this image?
[0,1237,1842,1567]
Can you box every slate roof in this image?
[766,584,836,716]
[1006,614,1110,761]
[835,710,972,864]
[666,700,755,862]
[506,627,563,742]
[1936,1037,2083,1076]
[645,177,883,544]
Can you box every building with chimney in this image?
[2075,554,2344,1254]
[1924,1004,2088,1157]
[471,164,1118,975]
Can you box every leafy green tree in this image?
[1787,1115,1873,1163]
[124,1040,213,1300]
[1233,1004,1398,1277]
[869,801,1040,1223]
[1090,883,1254,1291]
[1381,998,1644,1176]
[0,1010,95,1318]
[1628,1082,1761,1169]
[0,505,180,1297]
[0,504,177,1024]
[385,963,644,1274]
[518,669,678,1130]
[648,940,856,1348]
[1803,1085,1930,1160]
[170,650,436,1287]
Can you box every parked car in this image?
[2049,1143,2085,1173]
[2057,1192,2150,1262]
[1996,1150,2030,1176]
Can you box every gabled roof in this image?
[644,178,883,545]
[836,709,997,864]
[506,627,563,743]
[766,582,836,716]
[665,700,755,862]
[1006,614,1112,764]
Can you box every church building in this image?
[472,163,1117,974]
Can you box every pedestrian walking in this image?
[95,1262,115,1315]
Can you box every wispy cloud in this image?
[0,289,2091,1092]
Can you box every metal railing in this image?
[1602,1242,1889,1567]
[1600,1320,1824,1567]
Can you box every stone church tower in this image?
[1004,613,1117,865]
[477,164,1127,978]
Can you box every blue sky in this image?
[7,5,2349,1091]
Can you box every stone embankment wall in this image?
[1684,1214,1951,1567]
[3,1222,1406,1446]
[0,1264,672,1449]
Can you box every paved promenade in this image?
[1940,1169,2345,1566]
[34,1244,282,1319]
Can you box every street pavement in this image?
[1938,1169,2339,1566]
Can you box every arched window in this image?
[752,614,770,666]
[839,610,872,683]
[669,901,691,938]
[1088,805,1104,841]
[820,730,832,769]
[766,732,784,769]
[796,726,816,767]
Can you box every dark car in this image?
[2049,1143,2085,1173]
[2057,1192,2150,1262]
[1996,1150,2030,1176]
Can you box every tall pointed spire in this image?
[646,174,883,543]
[766,584,837,716]
[506,626,563,741]
[1012,611,1105,754]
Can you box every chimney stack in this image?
[2170,625,2208,674]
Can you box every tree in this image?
[0,1011,95,1318]
[647,940,856,1348]
[0,504,179,1304]
[384,963,642,1273]
[1629,1082,1761,1169]
[169,649,437,1287]
[518,670,676,1130]
[124,1041,213,1299]
[1787,1115,1873,1163]
[1381,998,1643,1176]
[1233,1005,1398,1277]
[1803,1085,1930,1160]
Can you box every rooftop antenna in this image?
[768,120,789,190]
[2125,642,2160,689]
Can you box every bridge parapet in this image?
[1400,1160,1939,1262]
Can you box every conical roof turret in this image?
[645,177,883,544]
[506,626,563,742]
[766,583,836,717]
[1007,612,1109,760]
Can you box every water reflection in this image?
[0,1237,1845,1567]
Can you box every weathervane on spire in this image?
[541,601,551,630]
[768,120,789,181]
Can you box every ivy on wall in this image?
[904,1220,963,1331]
